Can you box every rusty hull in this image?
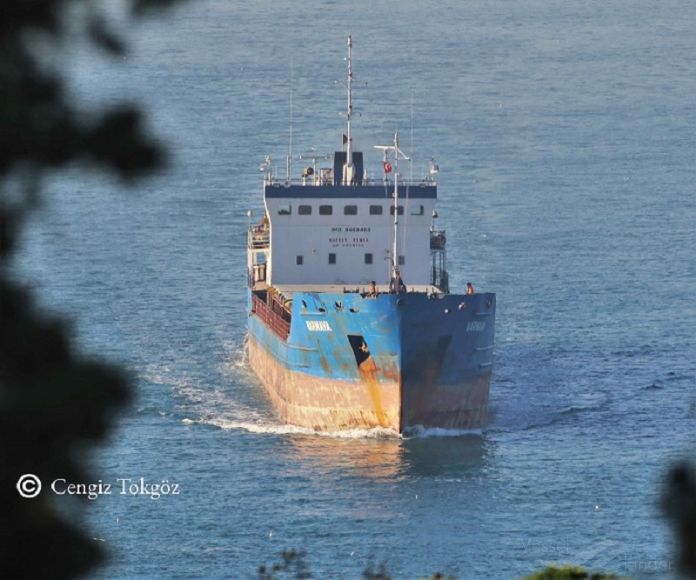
[249,336,401,431]
[247,290,495,434]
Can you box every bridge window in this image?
[389,205,404,215]
[319,205,333,215]
[328,253,336,265]
[369,205,383,215]
[296,255,303,265]
[344,205,358,215]
[298,205,312,215]
[410,204,424,215]
[364,253,373,265]
[398,255,405,266]
[277,204,291,215]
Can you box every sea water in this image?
[14,0,696,577]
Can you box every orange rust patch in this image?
[358,356,387,427]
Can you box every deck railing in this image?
[264,177,437,187]
[248,226,270,249]
[251,294,290,341]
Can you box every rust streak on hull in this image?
[358,356,388,428]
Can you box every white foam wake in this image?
[183,415,486,440]
[219,337,251,375]
[182,416,400,439]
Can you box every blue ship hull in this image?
[247,290,495,433]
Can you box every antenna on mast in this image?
[343,34,354,185]
[286,57,294,183]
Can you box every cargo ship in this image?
[246,36,495,433]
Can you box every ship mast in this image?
[375,133,409,291]
[392,131,400,288]
[343,34,354,185]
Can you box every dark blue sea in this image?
[14,0,696,577]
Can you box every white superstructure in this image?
[263,190,435,286]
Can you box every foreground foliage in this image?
[523,564,619,580]
[1,0,182,577]
[254,551,625,580]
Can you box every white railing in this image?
[263,177,437,187]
